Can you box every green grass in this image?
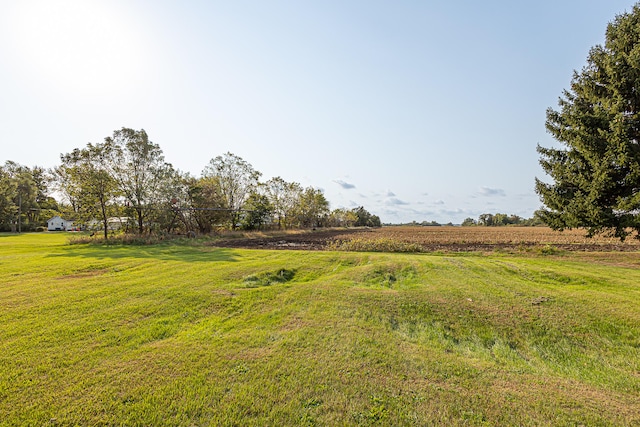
[1,233,639,426]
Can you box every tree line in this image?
[0,128,380,237]
[386,214,543,227]
[461,212,543,227]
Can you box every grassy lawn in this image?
[1,233,639,426]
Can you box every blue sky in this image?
[0,0,636,223]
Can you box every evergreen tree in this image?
[536,4,640,239]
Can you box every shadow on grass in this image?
[0,232,54,238]
[47,245,241,263]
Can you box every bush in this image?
[35,226,46,232]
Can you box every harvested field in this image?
[213,226,640,252]
[211,228,363,250]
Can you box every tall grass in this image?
[327,237,424,252]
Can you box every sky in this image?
[0,0,637,224]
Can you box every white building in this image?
[47,216,73,231]
[107,217,130,230]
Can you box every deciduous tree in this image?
[1,162,42,231]
[202,152,261,230]
[328,208,358,227]
[264,177,303,229]
[241,190,273,230]
[59,143,119,239]
[295,187,329,228]
[461,217,477,226]
[107,128,175,234]
[352,206,381,227]
[0,165,17,230]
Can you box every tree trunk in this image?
[136,207,144,234]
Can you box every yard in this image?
[1,231,639,426]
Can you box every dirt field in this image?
[212,228,362,250]
[212,226,640,252]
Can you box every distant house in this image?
[107,217,130,231]
[47,216,73,231]
[86,217,131,231]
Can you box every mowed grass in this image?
[1,233,639,426]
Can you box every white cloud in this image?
[334,179,356,190]
[385,197,410,206]
[479,187,506,197]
